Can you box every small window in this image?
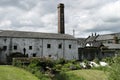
[47,44,51,48]
[14,46,17,50]
[29,46,32,50]
[3,46,7,51]
[33,53,36,57]
[58,44,62,49]
[69,45,71,49]
[102,52,104,56]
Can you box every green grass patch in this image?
[0,65,39,80]
[67,70,108,80]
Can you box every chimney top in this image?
[57,3,64,8]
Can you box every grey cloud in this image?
[85,22,120,33]
[0,0,40,10]
[104,17,120,22]
[0,0,120,37]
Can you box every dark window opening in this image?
[14,46,17,50]
[47,44,51,48]
[102,52,104,56]
[58,44,62,49]
[3,46,7,51]
[29,46,32,50]
[33,53,36,57]
[69,45,71,49]
[48,55,51,57]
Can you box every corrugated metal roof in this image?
[0,30,75,40]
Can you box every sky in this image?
[0,0,120,38]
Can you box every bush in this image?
[53,72,85,80]
[102,57,114,65]
[108,57,120,80]
[55,58,66,65]
[54,64,62,71]
[93,58,100,64]
[34,71,51,80]
[12,59,23,67]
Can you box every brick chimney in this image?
[58,3,65,34]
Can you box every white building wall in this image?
[43,39,64,59]
[0,37,78,63]
[0,38,10,63]
[11,38,43,57]
[64,40,78,60]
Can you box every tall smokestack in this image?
[58,3,65,34]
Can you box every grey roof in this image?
[92,41,102,47]
[103,43,120,49]
[0,30,75,40]
[77,38,86,43]
[86,36,98,42]
[96,35,114,41]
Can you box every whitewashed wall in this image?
[0,37,78,63]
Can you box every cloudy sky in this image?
[0,0,120,37]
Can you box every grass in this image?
[67,69,108,80]
[0,65,108,80]
[0,65,39,80]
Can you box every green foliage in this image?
[12,58,83,80]
[102,57,114,65]
[91,66,109,72]
[74,62,81,69]
[53,72,85,80]
[93,58,99,64]
[55,58,66,65]
[34,71,51,80]
[108,57,120,80]
[83,59,89,64]
[12,59,22,67]
[54,64,62,71]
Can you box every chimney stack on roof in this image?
[58,3,65,34]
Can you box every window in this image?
[47,44,51,48]
[69,45,71,49]
[29,46,32,50]
[58,44,62,49]
[33,53,36,57]
[14,46,17,50]
[3,46,7,51]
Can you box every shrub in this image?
[108,57,120,80]
[102,57,114,65]
[34,71,51,80]
[93,58,100,64]
[55,58,66,65]
[12,58,22,67]
[54,64,62,71]
[53,72,85,80]
[83,59,89,64]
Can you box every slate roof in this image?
[96,35,114,41]
[77,38,86,43]
[103,43,120,49]
[0,30,75,40]
[86,36,98,42]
